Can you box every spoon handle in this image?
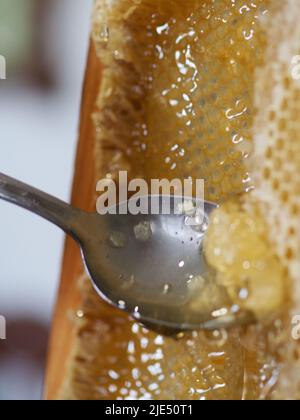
[0,172,80,237]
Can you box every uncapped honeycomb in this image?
[59,0,300,400]
[61,279,245,400]
[92,0,270,203]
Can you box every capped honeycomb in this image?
[252,0,300,397]
[252,0,300,285]
[59,0,300,400]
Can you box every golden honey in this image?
[93,0,269,203]
[204,200,286,321]
[59,0,300,400]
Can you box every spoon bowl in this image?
[0,173,253,331]
[79,195,221,330]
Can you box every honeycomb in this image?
[252,0,300,285]
[92,0,270,203]
[251,0,300,397]
[62,279,245,400]
[204,0,300,398]
[59,0,300,400]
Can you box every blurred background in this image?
[0,0,93,399]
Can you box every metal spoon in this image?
[0,172,251,332]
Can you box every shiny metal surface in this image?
[0,172,248,331]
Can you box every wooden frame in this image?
[44,42,102,400]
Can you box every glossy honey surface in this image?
[60,0,290,400]
[95,0,269,203]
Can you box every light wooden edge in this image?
[44,41,102,400]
